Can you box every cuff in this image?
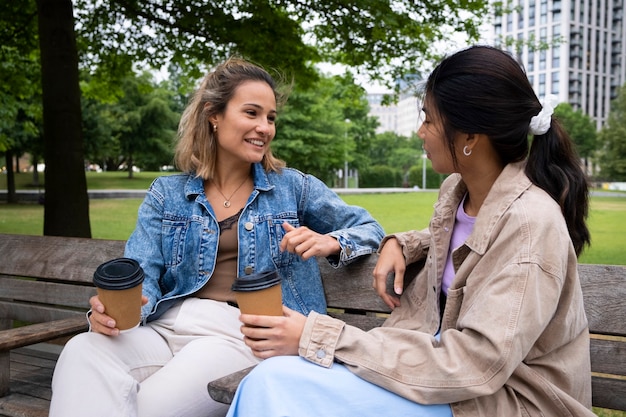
[299,311,345,368]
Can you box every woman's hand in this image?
[88,294,148,336]
[238,306,307,359]
[372,238,406,309]
[280,222,340,260]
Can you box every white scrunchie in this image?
[529,95,559,135]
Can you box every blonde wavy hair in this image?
[174,57,287,179]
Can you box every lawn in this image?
[1,184,625,265]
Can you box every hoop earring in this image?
[463,145,472,156]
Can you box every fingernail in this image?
[395,287,403,295]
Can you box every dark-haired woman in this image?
[48,57,384,417]
[225,45,594,417]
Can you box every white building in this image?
[493,0,626,129]
[366,77,421,138]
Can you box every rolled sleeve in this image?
[299,311,345,368]
[380,229,429,265]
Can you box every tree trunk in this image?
[36,0,91,237]
[5,150,17,204]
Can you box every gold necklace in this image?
[212,177,249,208]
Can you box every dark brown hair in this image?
[425,45,590,255]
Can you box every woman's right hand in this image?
[372,238,406,310]
[88,294,148,336]
[88,295,120,336]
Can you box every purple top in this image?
[442,194,476,295]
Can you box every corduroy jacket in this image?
[299,162,594,417]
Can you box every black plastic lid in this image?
[93,258,144,290]
[231,270,280,292]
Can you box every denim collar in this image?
[183,163,275,200]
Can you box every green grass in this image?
[1,172,625,265]
[0,170,161,190]
[341,192,626,265]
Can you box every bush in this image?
[408,165,445,189]
[360,165,403,188]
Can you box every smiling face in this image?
[211,80,277,166]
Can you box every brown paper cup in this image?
[231,270,283,316]
[93,258,144,331]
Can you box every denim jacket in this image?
[125,163,384,323]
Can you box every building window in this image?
[528,50,535,72]
[552,45,560,67]
[551,71,559,94]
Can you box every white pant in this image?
[49,298,260,417]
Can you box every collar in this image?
[183,163,275,200]
[437,162,532,256]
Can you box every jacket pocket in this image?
[442,286,465,330]
[268,216,299,268]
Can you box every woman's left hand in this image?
[280,222,340,260]
[239,306,307,359]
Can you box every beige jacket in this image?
[299,162,594,416]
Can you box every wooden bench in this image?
[0,234,125,417]
[208,255,626,413]
[0,234,624,415]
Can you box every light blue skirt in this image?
[226,356,453,417]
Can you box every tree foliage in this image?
[598,85,626,181]
[2,0,489,236]
[75,0,488,89]
[553,103,597,160]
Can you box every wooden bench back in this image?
[1,234,624,411]
[320,255,626,412]
[0,234,125,325]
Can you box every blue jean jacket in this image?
[125,164,384,323]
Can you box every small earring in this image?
[213,124,217,131]
[463,145,472,156]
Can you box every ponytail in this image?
[525,121,590,256]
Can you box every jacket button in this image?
[244,266,253,274]
[345,247,352,256]
[244,222,254,231]
[316,349,326,359]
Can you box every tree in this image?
[274,76,347,184]
[0,1,42,202]
[598,85,626,181]
[5,0,489,236]
[110,73,178,177]
[554,103,597,172]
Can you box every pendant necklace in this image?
[212,177,249,208]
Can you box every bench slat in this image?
[321,256,424,314]
[590,337,626,376]
[591,376,626,411]
[0,276,95,310]
[0,234,126,282]
[0,301,84,325]
[579,264,626,336]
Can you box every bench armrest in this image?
[207,366,256,405]
[0,316,88,351]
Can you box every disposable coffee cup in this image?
[93,258,144,331]
[231,270,283,316]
